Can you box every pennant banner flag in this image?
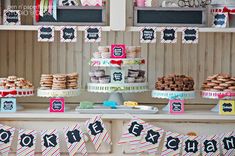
[86,115,112,151]
[64,124,87,156]
[202,134,220,156]
[84,26,101,43]
[140,27,157,43]
[0,124,15,156]
[182,27,199,44]
[137,124,164,154]
[17,129,37,156]
[118,118,148,149]
[182,135,202,156]
[161,131,184,156]
[41,129,60,156]
[220,131,235,156]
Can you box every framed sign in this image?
[111,44,126,58]
[169,99,184,114]
[50,98,65,113]
[140,27,157,43]
[3,10,21,25]
[213,13,228,28]
[85,26,101,42]
[182,27,199,44]
[60,26,77,42]
[111,69,125,84]
[0,98,16,112]
[161,27,177,43]
[38,26,55,42]
[219,100,235,115]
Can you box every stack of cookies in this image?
[155,74,194,91]
[40,74,53,90]
[66,73,79,89]
[40,73,79,90]
[201,73,235,92]
[0,76,34,90]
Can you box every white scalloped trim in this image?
[87,83,148,93]
[151,90,195,99]
[37,89,80,97]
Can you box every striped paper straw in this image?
[161,131,184,156]
[41,129,60,156]
[63,124,87,156]
[0,124,15,156]
[16,129,37,156]
[86,115,112,151]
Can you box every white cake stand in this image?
[0,89,34,110]
[152,90,196,112]
[201,90,235,112]
[37,89,80,111]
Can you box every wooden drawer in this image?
[0,120,112,155]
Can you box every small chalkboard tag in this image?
[162,132,183,155]
[111,69,125,84]
[161,27,177,43]
[140,27,157,43]
[182,135,201,156]
[17,129,37,155]
[202,135,220,155]
[0,124,15,155]
[220,131,235,155]
[60,26,77,42]
[1,98,16,112]
[63,124,87,155]
[169,100,184,114]
[38,26,55,42]
[50,98,65,113]
[41,129,60,156]
[182,27,199,44]
[111,44,126,58]
[219,100,235,115]
[85,26,101,43]
[213,13,228,28]
[3,10,21,25]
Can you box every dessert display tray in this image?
[201,90,235,99]
[0,89,34,98]
[76,105,158,114]
[87,83,148,93]
[151,90,196,99]
[37,89,80,97]
[90,58,145,67]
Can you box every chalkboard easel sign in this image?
[134,7,207,27]
[34,6,105,26]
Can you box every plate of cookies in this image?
[201,73,235,99]
[37,73,80,97]
[0,76,34,97]
[152,74,196,99]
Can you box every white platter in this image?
[90,58,145,67]
[37,89,80,98]
[152,90,196,99]
[87,83,148,93]
[0,89,34,98]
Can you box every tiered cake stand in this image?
[201,90,235,112]
[0,88,34,110]
[37,89,80,111]
[76,57,158,114]
[152,90,196,112]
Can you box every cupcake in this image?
[126,51,137,58]
[99,76,110,83]
[90,76,99,83]
[93,52,101,58]
[94,70,105,77]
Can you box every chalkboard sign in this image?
[3,10,21,25]
[134,7,207,27]
[212,13,228,28]
[140,27,157,43]
[182,27,198,44]
[35,6,105,25]
[161,28,177,43]
[219,100,235,115]
[38,26,55,42]
[60,26,77,42]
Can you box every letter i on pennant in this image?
[41,129,60,156]
[17,129,37,156]
[64,124,87,156]
[85,115,112,151]
[0,124,15,156]
[118,117,148,149]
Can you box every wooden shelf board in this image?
[0,104,234,121]
[0,25,111,31]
